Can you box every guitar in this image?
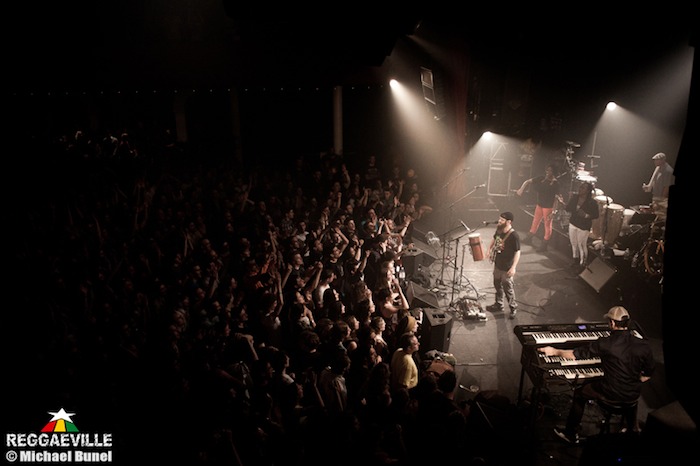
[489,229,513,263]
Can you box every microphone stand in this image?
[438,184,484,286]
[450,228,473,306]
[438,222,468,286]
[601,190,612,259]
[563,141,579,205]
[448,185,482,212]
[440,168,468,202]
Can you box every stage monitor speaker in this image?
[579,256,617,293]
[410,220,429,243]
[420,309,452,352]
[406,281,439,309]
[411,239,438,263]
[402,245,436,277]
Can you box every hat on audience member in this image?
[397,314,418,336]
[652,152,666,160]
[604,305,630,321]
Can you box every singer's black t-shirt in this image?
[493,229,520,271]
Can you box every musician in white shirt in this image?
[642,152,674,220]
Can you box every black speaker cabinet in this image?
[579,256,617,293]
[420,309,452,352]
[406,281,439,309]
[402,245,436,277]
[409,220,429,243]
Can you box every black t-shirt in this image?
[493,229,520,271]
[531,176,561,208]
[574,329,655,401]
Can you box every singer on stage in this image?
[564,181,599,273]
[486,212,521,319]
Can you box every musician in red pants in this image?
[515,164,564,252]
[538,306,655,443]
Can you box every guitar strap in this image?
[502,228,514,244]
[491,228,514,262]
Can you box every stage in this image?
[400,189,685,465]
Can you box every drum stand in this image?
[438,222,467,286]
[562,140,581,201]
[450,231,471,306]
[438,184,483,286]
[448,224,489,307]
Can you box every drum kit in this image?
[559,140,657,251]
[561,140,631,247]
[566,141,598,186]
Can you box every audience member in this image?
[390,332,421,393]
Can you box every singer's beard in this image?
[496,224,505,233]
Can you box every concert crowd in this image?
[10,128,512,466]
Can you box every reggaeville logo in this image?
[5,408,114,463]
[41,408,80,433]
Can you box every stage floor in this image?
[404,192,688,465]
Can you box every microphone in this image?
[458,384,479,392]
[474,184,486,189]
[482,220,499,225]
[460,220,471,231]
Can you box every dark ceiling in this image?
[6,4,694,92]
[7,4,424,90]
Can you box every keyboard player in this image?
[537,306,655,444]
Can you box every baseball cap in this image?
[604,305,630,321]
[652,152,666,160]
[500,211,514,221]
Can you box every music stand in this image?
[438,184,484,286]
[437,222,468,286]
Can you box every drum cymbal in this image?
[565,140,581,147]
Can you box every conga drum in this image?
[591,195,613,239]
[593,188,605,197]
[468,233,484,261]
[622,208,636,232]
[603,203,625,244]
